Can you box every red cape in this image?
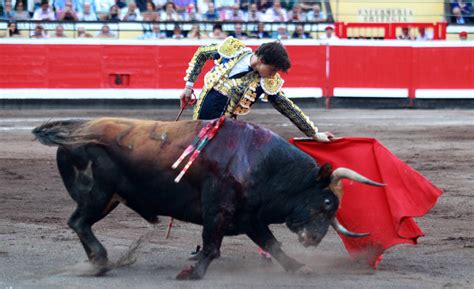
[289,137,442,268]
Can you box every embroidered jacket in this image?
[184,37,317,137]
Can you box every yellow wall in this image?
[330,0,445,23]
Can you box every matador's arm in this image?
[184,43,220,85]
[267,91,318,137]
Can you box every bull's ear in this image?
[316,163,332,182]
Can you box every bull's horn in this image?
[331,219,369,238]
[330,168,385,188]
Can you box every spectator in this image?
[306,3,326,22]
[416,27,431,41]
[77,2,97,20]
[319,25,338,40]
[202,2,220,20]
[288,4,305,22]
[187,23,206,39]
[96,24,116,38]
[32,0,55,20]
[264,0,287,22]
[256,0,271,12]
[6,21,21,37]
[173,0,194,17]
[224,5,244,21]
[183,3,202,21]
[51,24,67,37]
[292,24,311,39]
[151,0,167,11]
[397,26,413,40]
[459,31,468,40]
[161,2,181,21]
[0,1,16,20]
[30,24,48,38]
[94,0,115,15]
[121,1,143,21]
[272,26,290,40]
[141,1,159,21]
[170,24,184,39]
[13,1,30,20]
[52,0,80,12]
[450,1,472,23]
[104,4,120,20]
[245,3,262,22]
[208,23,227,39]
[214,0,236,18]
[229,22,248,39]
[138,23,166,39]
[251,22,270,39]
[57,0,79,20]
[77,26,93,37]
[452,6,470,24]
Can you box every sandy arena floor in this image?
[0,108,473,289]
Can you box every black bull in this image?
[32,117,382,280]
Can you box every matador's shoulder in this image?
[217,36,251,58]
[261,73,285,95]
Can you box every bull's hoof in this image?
[176,266,201,280]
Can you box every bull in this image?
[32,117,382,280]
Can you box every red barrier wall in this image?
[0,42,473,97]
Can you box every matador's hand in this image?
[313,131,335,142]
[180,87,194,108]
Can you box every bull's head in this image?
[286,165,384,247]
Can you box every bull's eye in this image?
[324,198,332,210]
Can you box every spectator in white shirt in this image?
[319,25,338,40]
[78,2,98,20]
[264,0,287,22]
[306,4,326,22]
[245,3,262,22]
[121,1,142,21]
[32,0,56,20]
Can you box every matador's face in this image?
[253,57,279,78]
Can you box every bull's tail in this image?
[32,119,90,147]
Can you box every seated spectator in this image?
[121,1,143,21]
[245,3,262,22]
[94,0,115,16]
[173,0,195,17]
[161,2,181,21]
[169,24,184,39]
[208,23,227,39]
[51,24,67,38]
[138,23,166,39]
[203,2,220,21]
[450,0,472,23]
[256,0,271,12]
[96,24,116,38]
[57,0,79,20]
[5,21,22,37]
[30,24,49,38]
[32,0,55,20]
[187,23,206,39]
[416,27,431,41]
[141,1,159,21]
[319,25,338,40]
[0,1,16,20]
[13,1,30,20]
[288,4,305,22]
[77,26,93,37]
[104,4,121,20]
[452,6,470,24]
[264,0,287,22]
[459,31,468,40]
[52,0,80,12]
[214,0,236,19]
[183,3,202,21]
[224,5,244,21]
[306,4,326,22]
[292,24,311,39]
[250,22,270,38]
[272,26,290,40]
[229,22,248,39]
[77,2,98,20]
[397,27,413,40]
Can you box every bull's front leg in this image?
[247,226,304,272]
[176,213,226,280]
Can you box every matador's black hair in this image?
[255,41,291,72]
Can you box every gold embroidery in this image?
[217,37,247,58]
[261,73,284,95]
